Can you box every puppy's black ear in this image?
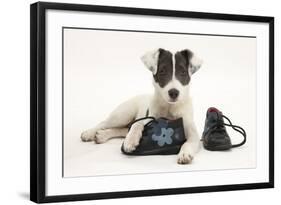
[141,49,160,74]
[180,49,203,74]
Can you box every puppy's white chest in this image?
[168,107,183,119]
[151,105,182,120]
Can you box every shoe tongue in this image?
[207,107,222,119]
[208,112,220,121]
[207,109,223,124]
[207,107,220,113]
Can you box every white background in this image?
[0,0,279,204]
[63,28,257,177]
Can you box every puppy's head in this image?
[141,48,202,104]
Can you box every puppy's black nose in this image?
[168,89,179,99]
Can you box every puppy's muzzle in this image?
[168,89,179,100]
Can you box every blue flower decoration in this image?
[152,127,174,147]
[152,119,168,135]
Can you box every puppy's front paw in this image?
[122,122,143,153]
[81,129,96,142]
[177,150,194,164]
[123,129,143,153]
[123,136,140,153]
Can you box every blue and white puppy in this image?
[81,48,203,164]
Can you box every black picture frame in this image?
[30,1,274,203]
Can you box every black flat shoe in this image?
[202,107,246,151]
[121,117,186,155]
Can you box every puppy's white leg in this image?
[177,120,200,164]
[95,128,128,144]
[81,117,130,142]
[123,122,144,153]
[81,97,138,142]
[81,121,107,142]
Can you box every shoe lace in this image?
[127,116,157,131]
[208,112,247,148]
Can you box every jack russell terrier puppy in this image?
[81,48,202,164]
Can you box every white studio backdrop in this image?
[0,0,280,205]
[63,28,257,175]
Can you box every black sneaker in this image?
[202,107,246,151]
[121,117,186,155]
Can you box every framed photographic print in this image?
[30,1,274,203]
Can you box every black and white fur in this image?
[81,48,203,164]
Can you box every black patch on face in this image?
[153,48,173,88]
[175,49,193,85]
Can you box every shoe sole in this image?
[203,140,231,151]
[121,144,181,156]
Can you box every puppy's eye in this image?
[180,70,187,75]
[159,69,166,75]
